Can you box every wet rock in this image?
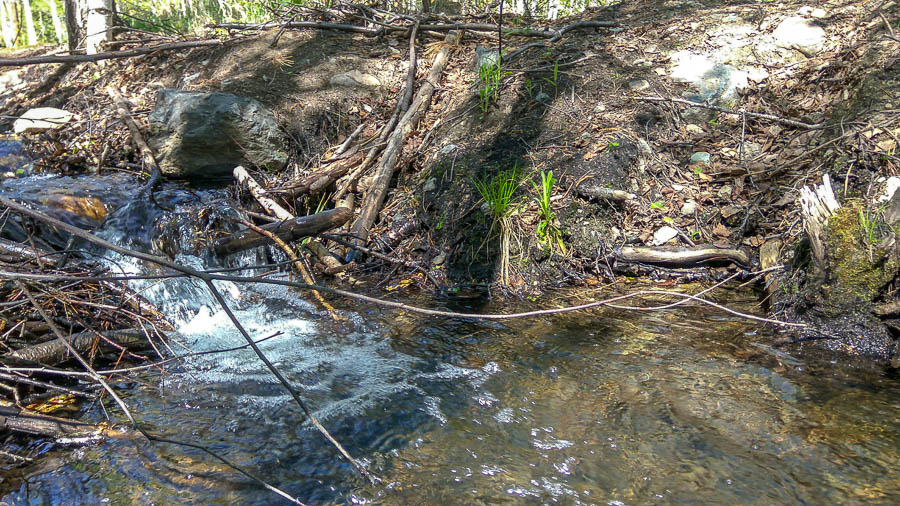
[773,16,826,56]
[652,226,678,246]
[690,151,711,165]
[13,107,73,134]
[0,137,32,176]
[148,90,289,180]
[42,194,107,228]
[330,70,381,88]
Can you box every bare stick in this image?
[106,86,162,196]
[349,30,457,252]
[0,39,221,67]
[635,95,824,130]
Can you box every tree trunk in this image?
[85,0,112,55]
[21,0,37,45]
[48,0,65,43]
[0,0,14,48]
[63,0,81,51]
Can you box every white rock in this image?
[652,226,679,246]
[773,16,826,55]
[880,176,900,202]
[681,201,697,216]
[13,107,73,134]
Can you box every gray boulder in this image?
[148,90,289,180]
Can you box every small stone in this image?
[718,185,733,200]
[810,8,826,19]
[424,178,437,193]
[681,201,697,216]
[593,102,607,112]
[671,184,686,191]
[652,226,679,246]
[535,91,550,104]
[627,79,650,91]
[432,253,446,266]
[685,124,704,135]
[690,151,711,165]
[440,144,457,154]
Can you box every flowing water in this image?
[2,176,899,505]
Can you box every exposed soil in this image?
[2,0,900,362]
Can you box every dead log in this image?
[578,185,636,202]
[233,165,345,273]
[276,151,363,199]
[214,208,351,256]
[0,39,221,67]
[349,30,460,251]
[616,245,750,266]
[4,328,150,366]
[0,403,101,438]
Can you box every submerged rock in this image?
[148,90,289,180]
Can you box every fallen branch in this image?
[4,328,150,366]
[232,166,346,274]
[616,245,751,267]
[0,39,222,67]
[634,95,825,130]
[0,403,101,438]
[577,185,636,202]
[213,208,351,255]
[349,30,459,251]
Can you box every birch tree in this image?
[22,0,38,45]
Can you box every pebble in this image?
[424,178,437,192]
[681,201,697,216]
[718,185,733,200]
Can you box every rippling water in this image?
[3,285,899,505]
[2,175,898,505]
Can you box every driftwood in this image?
[214,208,351,255]
[616,245,750,266]
[106,86,162,196]
[0,39,221,67]
[277,151,363,199]
[350,30,460,251]
[334,22,420,204]
[0,403,101,438]
[577,185,636,202]
[233,166,345,273]
[4,328,150,366]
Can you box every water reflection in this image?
[3,293,899,505]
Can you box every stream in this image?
[1,172,899,504]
